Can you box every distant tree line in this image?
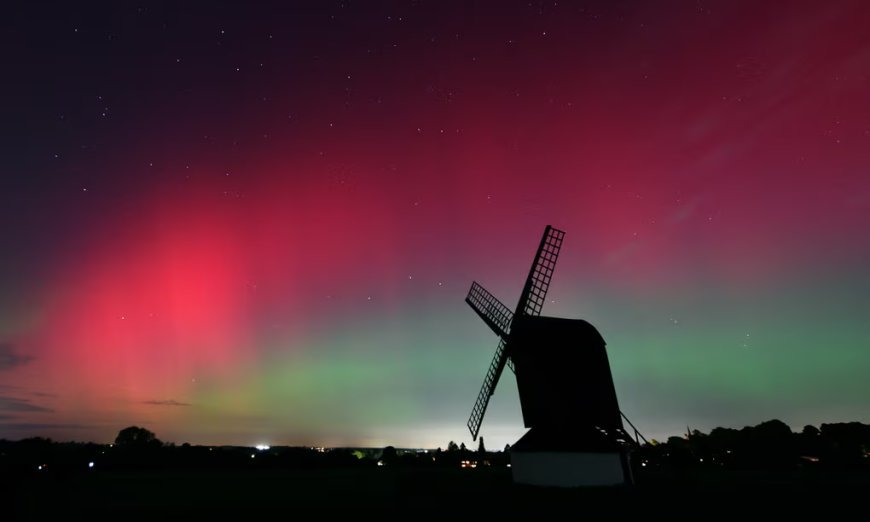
[2,420,868,478]
[0,426,509,475]
[635,419,870,473]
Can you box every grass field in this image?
[7,465,868,520]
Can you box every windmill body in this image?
[463,226,634,487]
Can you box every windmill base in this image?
[510,450,630,487]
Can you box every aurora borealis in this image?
[2,1,869,448]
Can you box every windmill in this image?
[464,225,641,487]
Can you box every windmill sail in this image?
[467,338,510,440]
[516,225,565,317]
[465,282,513,338]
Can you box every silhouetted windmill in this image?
[464,225,643,487]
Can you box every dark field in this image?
[7,466,869,520]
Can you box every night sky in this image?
[2,1,869,448]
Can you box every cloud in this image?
[0,343,34,371]
[0,422,89,433]
[0,396,53,413]
[143,400,191,407]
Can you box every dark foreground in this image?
[6,466,869,520]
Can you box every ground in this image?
[6,466,868,520]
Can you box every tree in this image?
[447,441,459,452]
[799,425,821,457]
[381,445,397,464]
[477,437,486,454]
[802,425,820,437]
[459,442,467,451]
[114,426,162,449]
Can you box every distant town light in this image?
[88,461,94,468]
[255,444,270,451]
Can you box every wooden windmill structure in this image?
[464,225,642,486]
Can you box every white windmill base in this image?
[510,450,632,487]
